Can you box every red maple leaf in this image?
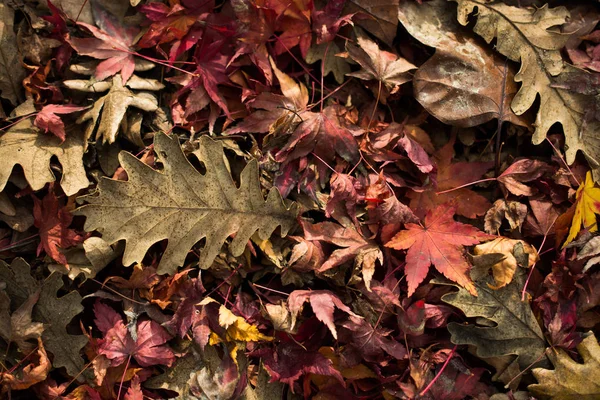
[32,186,86,265]
[68,6,140,83]
[385,203,492,296]
[339,315,407,362]
[137,0,215,48]
[94,302,175,367]
[251,342,344,388]
[34,104,87,142]
[408,136,492,219]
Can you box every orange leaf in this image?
[386,203,491,296]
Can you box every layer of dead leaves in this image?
[1,0,600,399]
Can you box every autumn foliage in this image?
[1,0,600,399]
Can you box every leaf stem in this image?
[435,177,497,195]
[418,345,457,397]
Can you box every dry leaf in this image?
[76,133,298,275]
[0,290,44,352]
[484,199,528,234]
[305,42,349,84]
[0,119,89,196]
[345,0,399,46]
[74,75,161,144]
[454,0,600,180]
[0,3,25,105]
[564,171,600,246]
[441,272,549,380]
[399,0,528,128]
[529,333,600,399]
[473,238,539,289]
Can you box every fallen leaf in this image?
[33,186,86,265]
[0,119,89,196]
[2,338,51,391]
[76,133,298,275]
[0,3,26,105]
[34,104,87,142]
[302,221,382,289]
[408,136,493,219]
[399,0,528,128]
[75,75,161,144]
[251,342,344,387]
[306,42,350,84]
[473,237,539,289]
[339,315,407,362]
[578,236,600,273]
[454,0,600,180]
[484,199,528,234]
[95,301,175,367]
[345,0,398,45]
[346,32,416,101]
[0,290,43,352]
[386,203,491,296]
[287,290,357,339]
[529,333,600,399]
[441,272,549,381]
[564,171,600,246]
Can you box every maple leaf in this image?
[137,0,215,49]
[76,133,298,275]
[33,186,86,265]
[124,376,143,400]
[287,290,357,339]
[251,342,344,388]
[530,333,600,399]
[68,6,141,83]
[34,104,87,142]
[386,203,491,296]
[408,136,493,219]
[302,221,382,289]
[563,171,600,246]
[94,301,175,367]
[0,119,89,196]
[346,32,416,101]
[339,315,407,362]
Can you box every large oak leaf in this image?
[76,133,298,275]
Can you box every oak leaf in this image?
[76,133,298,275]
[529,333,600,399]
[441,272,548,381]
[473,238,539,289]
[386,203,491,296]
[564,171,600,246]
[0,3,26,105]
[454,0,600,180]
[74,75,161,144]
[0,119,89,196]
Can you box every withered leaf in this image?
[76,133,298,275]
[399,0,528,128]
[529,333,600,400]
[0,3,26,105]
[453,0,600,180]
[441,272,548,376]
[0,119,89,196]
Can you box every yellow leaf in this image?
[529,333,600,399]
[564,171,600,247]
[218,305,273,343]
[474,238,539,289]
